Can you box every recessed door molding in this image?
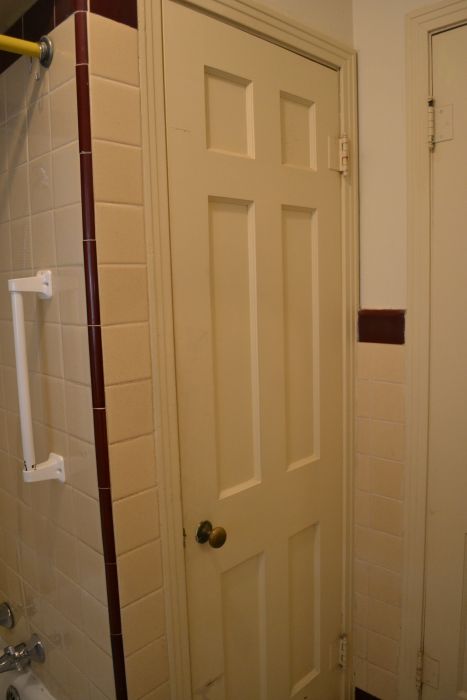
[137,0,358,696]
[404,2,467,698]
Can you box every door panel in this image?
[163,3,344,697]
[423,23,467,699]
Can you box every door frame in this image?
[137,0,358,695]
[403,2,467,697]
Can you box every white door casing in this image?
[405,2,467,698]
[421,23,467,700]
[137,1,358,697]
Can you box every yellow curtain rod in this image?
[0,34,53,67]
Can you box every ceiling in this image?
[0,0,36,32]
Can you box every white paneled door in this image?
[422,23,467,700]
[162,2,345,697]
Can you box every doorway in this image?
[138,1,358,695]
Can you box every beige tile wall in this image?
[353,342,406,700]
[0,17,114,700]
[88,14,170,700]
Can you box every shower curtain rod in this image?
[0,33,53,67]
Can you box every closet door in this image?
[163,2,345,696]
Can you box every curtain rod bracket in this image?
[39,35,53,67]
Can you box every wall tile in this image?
[9,164,30,220]
[0,222,12,271]
[369,420,405,462]
[7,111,28,168]
[29,154,54,214]
[62,325,91,384]
[118,540,163,607]
[121,589,165,656]
[58,266,88,325]
[369,495,403,536]
[93,141,143,204]
[50,78,79,149]
[83,639,115,699]
[371,344,406,383]
[77,541,107,604]
[65,382,94,442]
[10,216,32,269]
[98,265,148,325]
[367,631,399,674]
[89,13,140,86]
[367,664,398,700]
[109,435,156,501]
[95,203,146,264]
[102,323,151,385]
[106,380,153,444]
[90,77,141,146]
[73,490,103,552]
[113,488,159,555]
[68,437,99,499]
[55,203,84,266]
[368,566,402,608]
[367,597,402,641]
[355,526,403,573]
[52,142,81,207]
[369,457,404,500]
[28,95,52,160]
[82,590,112,653]
[371,381,405,423]
[31,210,56,268]
[125,638,169,700]
[49,16,77,91]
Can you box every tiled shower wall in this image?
[353,342,406,700]
[0,17,114,700]
[86,13,169,699]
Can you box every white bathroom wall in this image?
[353,0,443,309]
[260,0,353,44]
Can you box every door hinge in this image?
[416,649,440,692]
[428,97,454,151]
[428,97,435,151]
[338,136,350,176]
[416,649,423,693]
[338,633,348,670]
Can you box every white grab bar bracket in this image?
[8,271,66,484]
[9,269,53,299]
[23,453,65,484]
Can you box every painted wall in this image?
[353,0,443,309]
[260,0,353,44]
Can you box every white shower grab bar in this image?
[8,271,65,484]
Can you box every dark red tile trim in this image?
[74,10,128,699]
[355,690,380,700]
[111,635,129,700]
[93,410,111,488]
[23,0,55,41]
[358,309,406,345]
[83,239,100,326]
[88,324,106,407]
[74,10,89,64]
[76,65,92,150]
[90,0,138,28]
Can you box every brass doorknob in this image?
[195,520,227,549]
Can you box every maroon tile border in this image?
[90,0,138,28]
[74,12,128,700]
[358,309,405,345]
[1,0,137,75]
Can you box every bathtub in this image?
[0,668,55,700]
